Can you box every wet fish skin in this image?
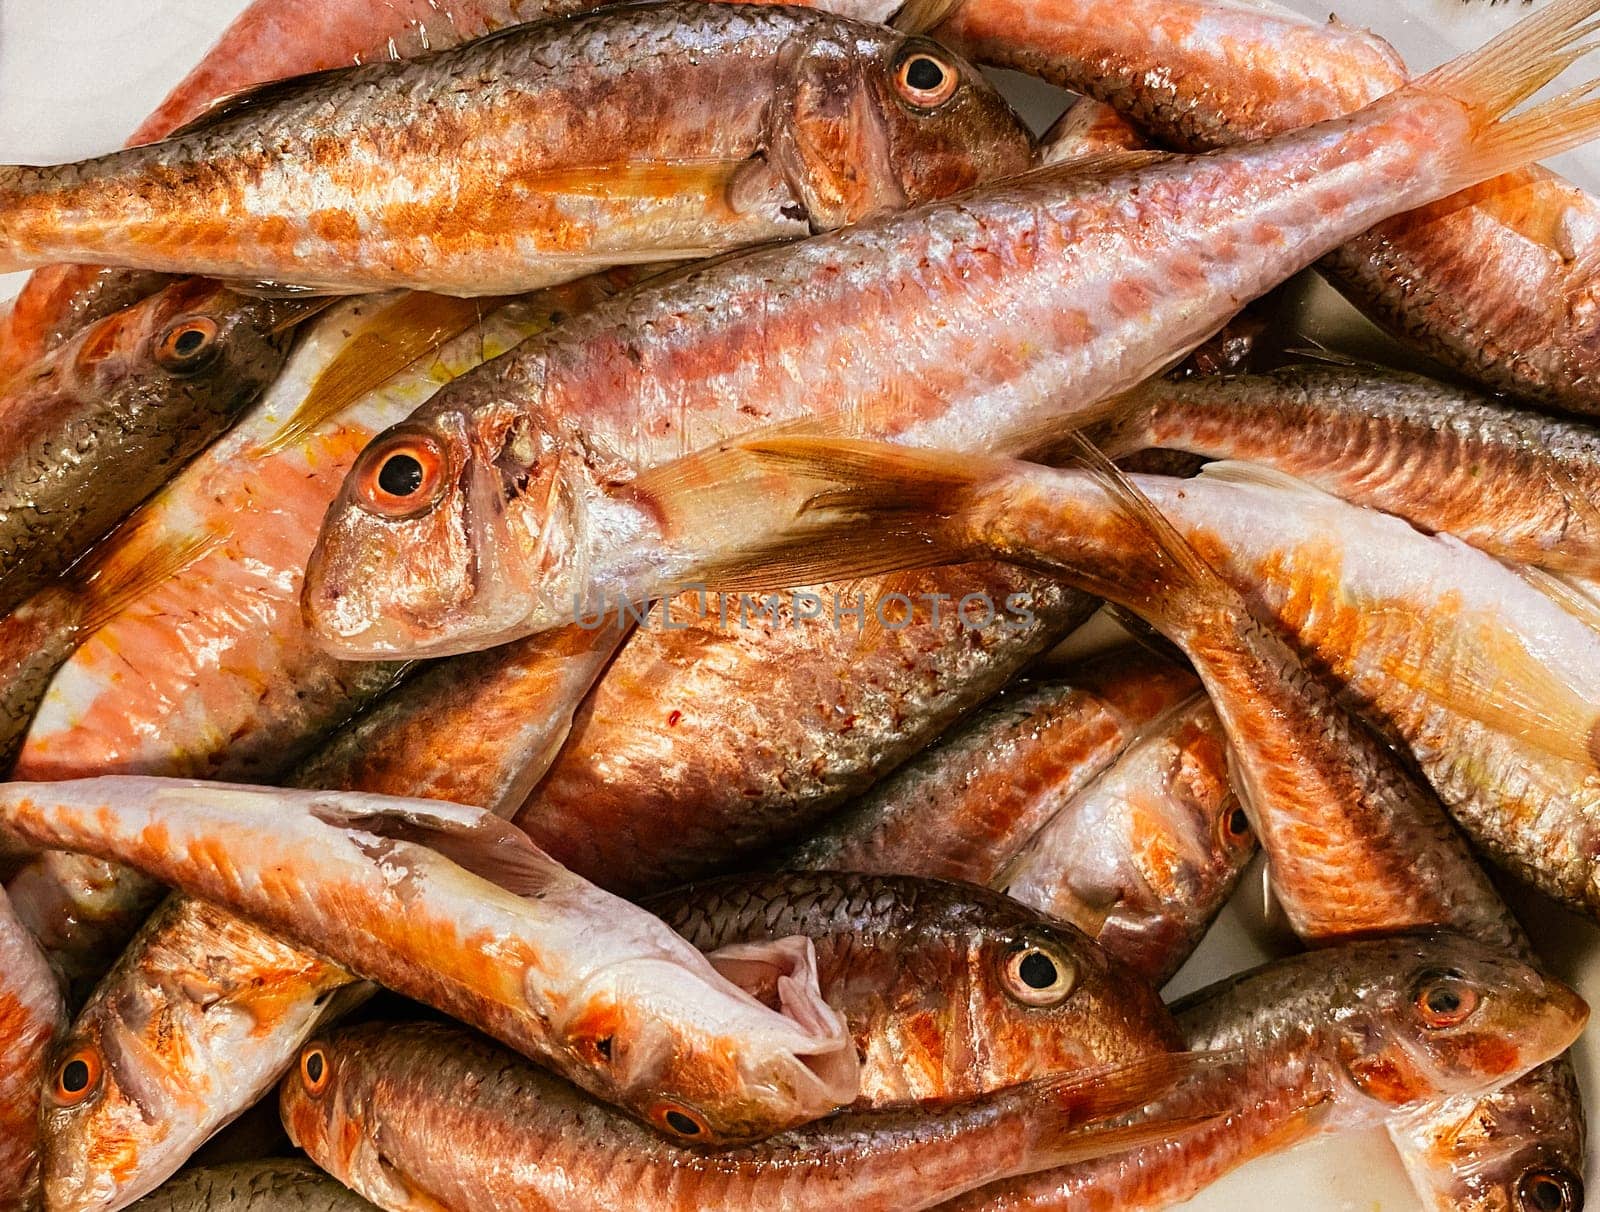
[0,269,177,384]
[0,777,861,1145]
[4,855,168,1007]
[0,884,65,1212]
[0,589,83,776]
[517,568,1094,898]
[923,0,1600,414]
[19,281,652,1212]
[783,651,1252,986]
[944,934,1590,1211]
[127,1160,377,1211]
[729,423,1600,925]
[0,279,308,618]
[992,691,1251,986]
[921,0,1404,151]
[281,1020,1218,1212]
[302,0,1600,658]
[727,436,1593,1209]
[293,616,629,815]
[38,897,360,1212]
[1037,96,1146,164]
[788,649,1202,887]
[37,621,632,1212]
[650,871,1183,1107]
[0,0,903,381]
[0,5,1028,295]
[2,281,629,989]
[1096,362,1600,577]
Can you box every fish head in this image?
[1392,1060,1587,1212]
[1087,714,1256,981]
[998,703,1254,985]
[961,906,1185,1090]
[123,280,313,401]
[37,986,202,1212]
[1335,933,1588,1111]
[280,1035,400,1203]
[767,29,1031,229]
[303,368,645,658]
[554,934,859,1143]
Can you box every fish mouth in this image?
[706,936,861,1110]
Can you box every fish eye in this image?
[1220,803,1253,847]
[1000,937,1077,1007]
[51,1048,103,1107]
[1412,969,1481,1029]
[354,430,449,520]
[1518,1167,1582,1212]
[155,316,221,371]
[300,1045,331,1097]
[650,1101,710,1140]
[893,48,960,110]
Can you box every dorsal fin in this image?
[304,793,564,900]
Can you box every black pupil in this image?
[378,453,426,498]
[1018,950,1058,990]
[1522,1173,1572,1212]
[173,327,207,357]
[1228,807,1250,837]
[61,1059,91,1093]
[905,56,946,92]
[1426,985,1462,1015]
[305,1052,325,1083]
[665,1109,701,1135]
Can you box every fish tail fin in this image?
[1018,387,1158,463]
[656,434,1005,594]
[1414,0,1600,190]
[1033,1049,1240,1168]
[1055,432,1238,634]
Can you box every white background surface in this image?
[1,1,1599,1208]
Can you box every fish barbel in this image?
[0,777,861,1144]
[0,4,1028,296]
[303,0,1600,657]
[919,0,1600,415]
[650,871,1182,1107]
[516,569,1094,897]
[281,1020,1221,1212]
[946,934,1589,1211]
[0,279,314,621]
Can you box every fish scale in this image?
[0,4,1030,296]
[946,938,1589,1211]
[649,871,1183,1109]
[304,0,1600,658]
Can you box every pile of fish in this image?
[5,0,1600,1207]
